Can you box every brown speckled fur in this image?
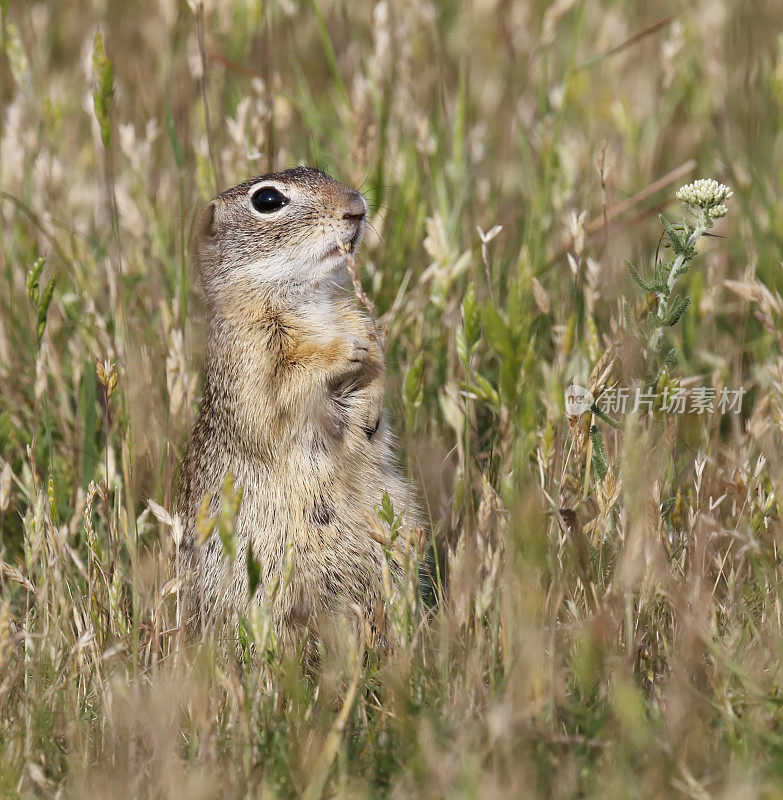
[176,167,415,655]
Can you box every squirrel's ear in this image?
[199,201,218,239]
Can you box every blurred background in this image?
[2,1,783,797]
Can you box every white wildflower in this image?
[676,178,733,219]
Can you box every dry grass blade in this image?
[1,562,35,593]
[301,640,365,800]
[345,251,380,337]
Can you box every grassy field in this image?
[2,0,783,797]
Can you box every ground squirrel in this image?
[176,167,418,654]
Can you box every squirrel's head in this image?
[197,166,368,300]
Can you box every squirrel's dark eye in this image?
[251,186,288,213]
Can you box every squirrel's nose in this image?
[342,190,368,221]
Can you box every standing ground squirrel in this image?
[176,167,418,654]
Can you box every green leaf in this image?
[481,302,512,358]
[669,261,691,285]
[462,281,480,351]
[92,31,114,149]
[218,521,236,562]
[653,328,670,356]
[26,255,45,305]
[664,295,691,327]
[246,546,261,598]
[48,473,59,524]
[590,403,622,430]
[589,425,608,481]
[403,354,423,428]
[660,497,677,517]
[622,299,635,331]
[499,357,519,406]
[165,95,184,172]
[456,325,468,366]
[659,214,692,257]
[80,364,99,489]
[217,476,242,562]
[473,373,500,407]
[627,262,652,293]
[237,612,252,657]
[375,490,396,526]
[653,260,668,286]
[36,273,56,345]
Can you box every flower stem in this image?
[658,222,705,318]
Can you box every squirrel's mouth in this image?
[326,235,360,260]
[325,243,350,260]
[324,216,365,261]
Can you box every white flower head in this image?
[676,178,733,219]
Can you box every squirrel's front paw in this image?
[328,337,381,398]
[347,337,371,368]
